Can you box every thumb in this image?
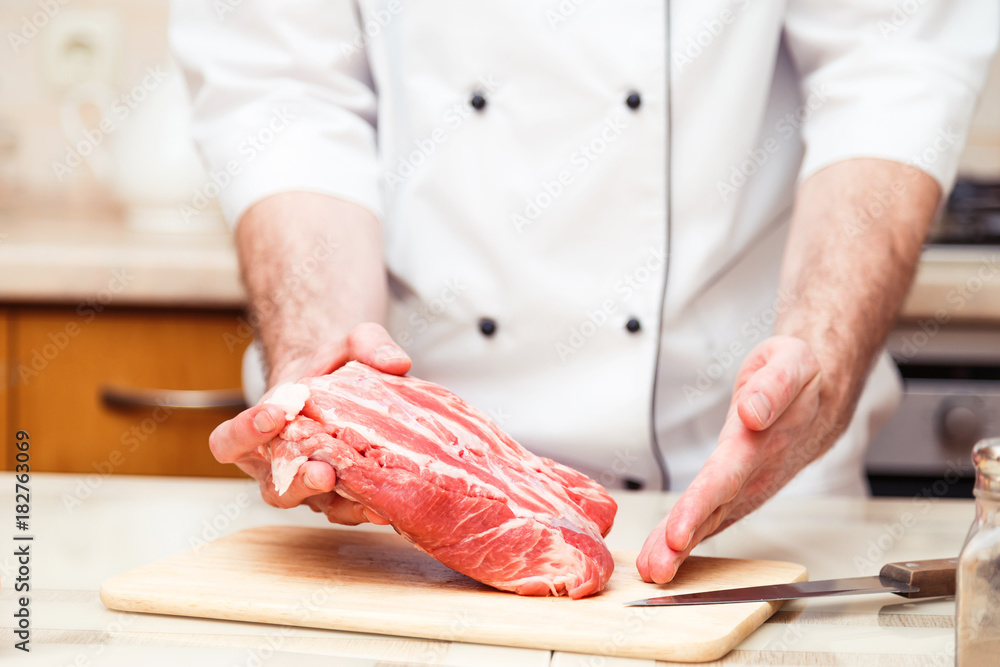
[736,336,820,431]
[347,322,412,375]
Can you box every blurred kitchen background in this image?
[1,2,1000,496]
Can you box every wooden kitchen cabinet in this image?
[0,308,9,468]
[5,306,251,477]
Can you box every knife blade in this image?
[625,558,957,607]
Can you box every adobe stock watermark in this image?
[61,399,176,513]
[760,623,807,655]
[554,245,665,362]
[894,253,1000,362]
[16,267,134,385]
[51,66,170,181]
[340,1,402,60]
[484,405,512,428]
[852,459,966,573]
[682,289,800,403]
[596,449,641,490]
[213,0,245,20]
[7,0,72,54]
[545,0,590,30]
[420,610,477,664]
[512,114,630,233]
[180,106,296,224]
[910,126,960,175]
[223,231,340,352]
[878,0,931,39]
[843,176,909,241]
[577,606,657,665]
[843,127,960,241]
[383,74,503,191]
[56,609,139,667]
[189,492,253,553]
[673,0,753,73]
[716,84,830,202]
[231,583,343,667]
[727,415,842,528]
[393,278,468,350]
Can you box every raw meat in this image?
[264,361,617,599]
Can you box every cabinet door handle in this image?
[100,385,247,410]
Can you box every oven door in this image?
[866,378,1000,497]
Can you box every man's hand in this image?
[637,159,940,584]
[217,192,391,523]
[637,336,827,583]
[209,323,409,525]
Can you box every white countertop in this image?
[2,215,1000,323]
[0,216,243,309]
[902,244,1000,323]
[0,473,973,665]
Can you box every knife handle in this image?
[880,558,957,598]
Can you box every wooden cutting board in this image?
[100,526,807,663]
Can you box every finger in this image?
[638,507,729,584]
[272,323,410,385]
[737,338,819,431]
[362,508,392,525]
[663,437,754,552]
[261,461,337,509]
[636,515,668,582]
[305,493,383,526]
[209,403,288,464]
[344,322,411,375]
[304,494,364,524]
[234,457,270,481]
[273,337,351,383]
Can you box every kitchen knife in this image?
[625,558,957,607]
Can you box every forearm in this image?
[776,158,940,426]
[640,159,947,582]
[236,192,388,386]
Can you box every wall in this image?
[961,47,1000,178]
[1,3,999,211]
[1,0,172,209]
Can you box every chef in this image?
[171,1,997,584]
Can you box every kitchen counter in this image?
[900,244,1000,323]
[1,216,1000,322]
[0,473,973,665]
[0,217,243,308]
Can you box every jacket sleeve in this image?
[783,0,999,191]
[169,1,381,227]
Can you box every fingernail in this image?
[374,345,407,365]
[303,468,322,491]
[748,392,772,426]
[253,410,276,433]
[682,528,695,551]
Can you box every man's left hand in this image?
[636,335,831,584]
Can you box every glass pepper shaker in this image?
[956,438,1000,666]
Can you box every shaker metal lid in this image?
[973,438,1000,478]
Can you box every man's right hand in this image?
[209,323,411,525]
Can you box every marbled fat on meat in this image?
[264,361,617,598]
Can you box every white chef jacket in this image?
[171,1,997,493]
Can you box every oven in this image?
[866,180,1000,498]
